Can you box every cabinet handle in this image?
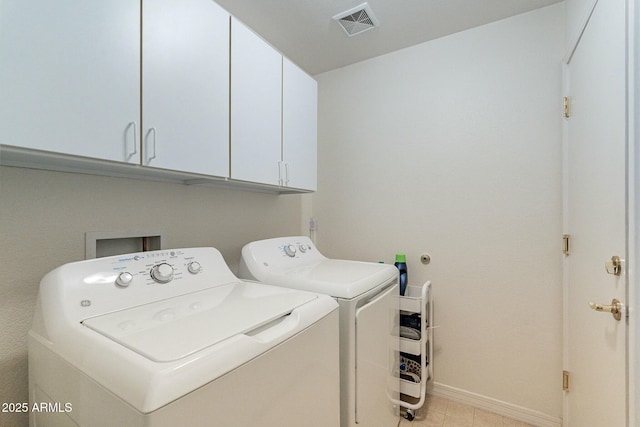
[146,127,157,164]
[284,162,290,186]
[277,161,283,186]
[126,121,138,160]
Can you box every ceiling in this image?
[214,0,563,76]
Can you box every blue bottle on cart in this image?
[395,253,408,295]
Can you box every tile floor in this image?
[397,395,536,427]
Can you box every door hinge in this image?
[563,370,570,391]
[562,234,571,255]
[563,96,571,118]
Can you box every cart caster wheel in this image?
[404,409,415,421]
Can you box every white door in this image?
[142,0,229,176]
[564,0,628,425]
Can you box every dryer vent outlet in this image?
[333,3,380,37]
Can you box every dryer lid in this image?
[266,259,398,299]
[240,236,398,299]
[82,281,316,362]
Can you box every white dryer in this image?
[29,247,340,427]
[239,236,400,427]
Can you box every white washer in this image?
[29,247,339,427]
[239,236,400,427]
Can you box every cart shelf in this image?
[392,280,432,421]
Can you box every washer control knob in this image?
[187,261,202,274]
[150,263,174,283]
[284,244,297,257]
[115,272,133,288]
[298,244,307,253]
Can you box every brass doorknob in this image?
[589,299,623,321]
[605,256,622,276]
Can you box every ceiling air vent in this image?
[333,3,380,37]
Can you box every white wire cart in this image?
[392,280,433,421]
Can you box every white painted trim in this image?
[430,382,562,427]
[561,62,570,427]
[627,1,639,425]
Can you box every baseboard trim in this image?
[429,382,562,427]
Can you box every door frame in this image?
[561,0,639,425]
[630,0,639,426]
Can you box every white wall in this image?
[0,166,305,427]
[313,3,564,422]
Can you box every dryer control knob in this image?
[187,261,202,274]
[150,263,174,283]
[115,272,133,288]
[284,244,297,257]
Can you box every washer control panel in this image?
[109,250,206,289]
[52,247,240,322]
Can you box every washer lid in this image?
[270,259,398,299]
[82,281,316,362]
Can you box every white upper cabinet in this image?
[230,18,283,186]
[230,19,318,191]
[0,0,141,163]
[142,0,230,177]
[1,2,316,192]
[282,59,318,191]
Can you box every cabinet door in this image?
[282,59,318,191]
[0,0,140,163]
[142,0,229,177]
[230,18,282,186]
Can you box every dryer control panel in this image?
[282,240,313,258]
[273,236,323,261]
[239,236,328,280]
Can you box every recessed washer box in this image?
[85,230,164,259]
